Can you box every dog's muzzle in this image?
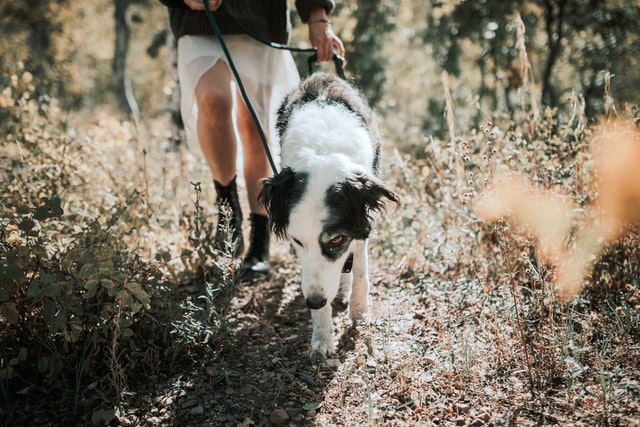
[306,294,327,309]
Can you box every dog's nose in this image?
[306,295,327,309]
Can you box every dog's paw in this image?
[349,304,369,323]
[309,349,328,365]
[310,338,335,361]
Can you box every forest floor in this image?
[112,241,640,427]
[3,110,640,427]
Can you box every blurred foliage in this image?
[342,0,397,106]
[0,1,69,99]
[426,0,640,120]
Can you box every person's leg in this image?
[195,60,237,185]
[236,90,271,274]
[195,60,244,256]
[236,93,271,215]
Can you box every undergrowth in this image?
[0,70,239,425]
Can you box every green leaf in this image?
[1,303,19,323]
[78,263,97,280]
[27,280,41,297]
[303,401,323,411]
[38,357,49,374]
[100,279,117,289]
[39,273,56,284]
[116,289,133,307]
[44,283,61,298]
[84,279,99,299]
[155,251,171,262]
[0,288,9,302]
[91,408,115,426]
[126,282,150,307]
[18,218,35,233]
[17,205,31,215]
[0,366,14,379]
[43,301,64,334]
[33,196,63,221]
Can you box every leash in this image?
[216,4,346,79]
[202,3,347,175]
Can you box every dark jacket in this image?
[158,0,335,45]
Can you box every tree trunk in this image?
[113,0,140,121]
[168,15,184,147]
[541,0,567,107]
[347,0,395,106]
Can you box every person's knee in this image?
[196,85,233,120]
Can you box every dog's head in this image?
[259,167,398,309]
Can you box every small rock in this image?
[189,405,204,416]
[455,415,466,426]
[477,412,491,422]
[269,408,290,425]
[469,418,486,427]
[146,416,162,426]
[457,403,471,413]
[325,358,341,368]
[119,415,137,427]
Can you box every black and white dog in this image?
[259,73,399,357]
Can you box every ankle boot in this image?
[213,177,244,257]
[240,213,270,275]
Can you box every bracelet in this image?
[308,18,331,25]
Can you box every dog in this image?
[259,72,399,357]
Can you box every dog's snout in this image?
[306,295,327,309]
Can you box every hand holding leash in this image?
[307,11,344,62]
[308,53,346,80]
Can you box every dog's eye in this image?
[292,238,303,247]
[329,235,343,245]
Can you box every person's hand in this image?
[184,0,222,11]
[307,10,345,62]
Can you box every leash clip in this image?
[308,53,346,79]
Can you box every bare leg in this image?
[195,60,237,186]
[196,60,244,256]
[236,91,271,214]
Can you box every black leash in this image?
[202,3,347,175]
[217,4,346,79]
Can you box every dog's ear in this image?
[354,174,400,214]
[326,174,400,240]
[259,167,308,240]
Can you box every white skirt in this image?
[177,34,300,164]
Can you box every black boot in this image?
[213,177,244,257]
[240,213,270,276]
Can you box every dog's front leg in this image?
[350,239,370,322]
[310,304,334,357]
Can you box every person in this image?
[158,0,345,275]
